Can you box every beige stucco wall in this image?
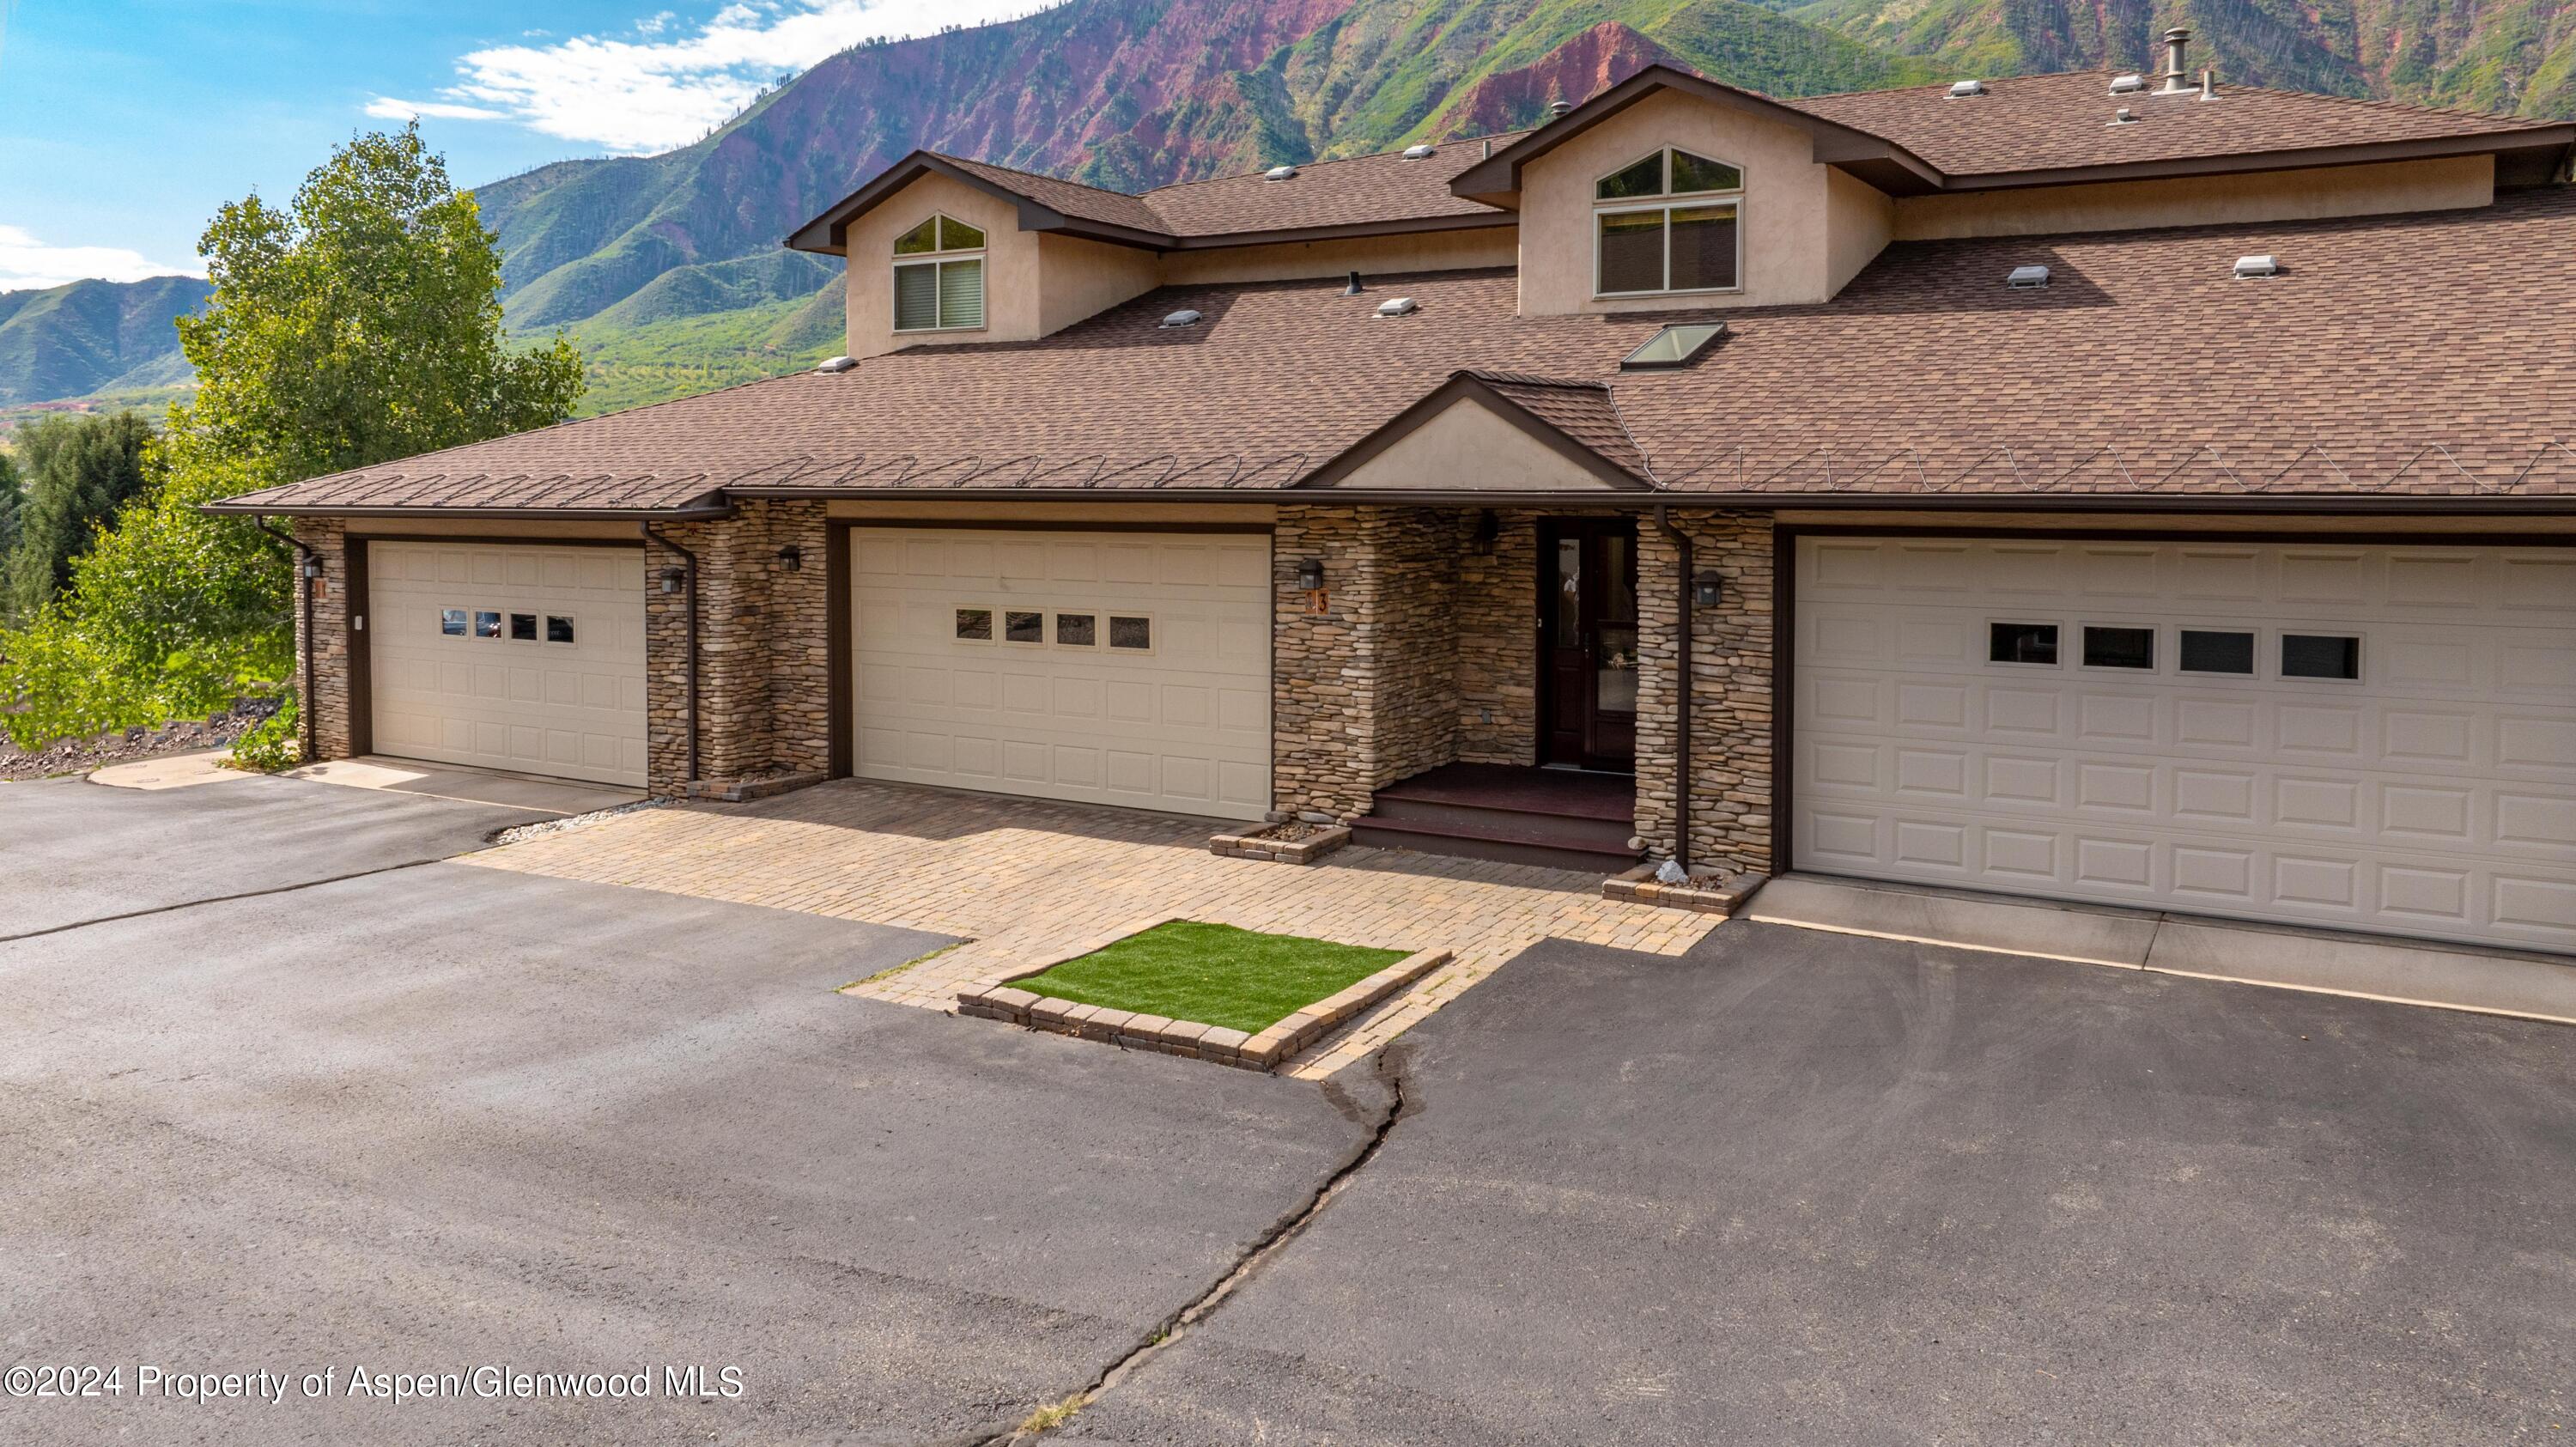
[1893,155,2494,240]
[1826,167,1895,297]
[1517,89,1844,316]
[842,173,1037,358]
[1036,230,1163,337]
[1162,226,1519,285]
[1323,400,1624,491]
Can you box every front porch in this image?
[1268,503,1775,880]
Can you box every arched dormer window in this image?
[893,214,986,332]
[1593,149,1742,298]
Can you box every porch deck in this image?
[1352,763,1641,874]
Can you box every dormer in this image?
[1451,71,1915,315]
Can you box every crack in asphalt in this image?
[968,1045,1413,1445]
[0,857,457,945]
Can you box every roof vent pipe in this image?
[2157,27,2195,94]
[1342,271,1364,297]
[2199,68,2218,100]
[1481,138,1492,159]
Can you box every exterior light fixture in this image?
[301,558,323,580]
[1470,510,1499,556]
[658,568,686,595]
[1692,571,1724,608]
[1295,559,1325,592]
[777,544,803,572]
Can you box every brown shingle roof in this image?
[934,155,1167,234]
[222,187,2576,514]
[1137,137,1528,238]
[1467,372,1653,479]
[1783,70,2567,180]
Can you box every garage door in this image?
[1793,536,2576,953]
[367,541,648,787]
[852,527,1270,820]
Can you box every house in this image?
[214,33,2576,958]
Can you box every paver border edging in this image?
[1206,823,1352,866]
[957,945,1453,1073]
[1603,866,1768,915]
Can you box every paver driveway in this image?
[465,780,1721,1076]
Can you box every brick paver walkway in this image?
[462,781,1722,1078]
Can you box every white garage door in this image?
[852,527,1271,820]
[368,541,648,787]
[1794,536,2576,953]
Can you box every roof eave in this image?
[785,151,1178,255]
[713,484,2576,514]
[200,500,738,521]
[1937,125,2576,192]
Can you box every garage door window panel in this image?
[1989,622,2059,666]
[473,611,502,639]
[546,616,576,644]
[440,608,468,636]
[1055,612,1097,648]
[2081,625,2155,671]
[1004,610,1044,645]
[2178,629,2256,675]
[955,607,993,642]
[509,612,538,641]
[1109,616,1153,652]
[2282,634,2362,681]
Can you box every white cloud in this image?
[411,0,1058,155]
[365,96,512,123]
[0,225,203,294]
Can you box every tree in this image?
[0,447,21,563]
[3,411,153,621]
[178,122,584,482]
[0,123,584,749]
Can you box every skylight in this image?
[1620,322,1726,369]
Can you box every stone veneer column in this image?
[1271,504,1461,822]
[642,498,833,795]
[1633,509,1775,876]
[1454,508,1540,765]
[291,518,354,762]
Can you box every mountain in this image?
[1765,0,2576,117]
[0,276,211,408]
[21,0,2573,419]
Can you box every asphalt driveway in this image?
[1071,924,2576,1445]
[0,775,1390,1445]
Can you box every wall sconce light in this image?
[776,544,803,573]
[1692,570,1724,609]
[1295,558,1325,592]
[658,567,687,595]
[1470,510,1498,556]
[301,558,323,580]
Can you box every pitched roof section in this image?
[1467,372,1654,481]
[788,137,1527,256]
[1300,370,1654,491]
[1788,70,2575,185]
[1453,64,2573,201]
[220,186,2576,514]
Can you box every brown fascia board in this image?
[1292,370,1653,491]
[200,499,737,521]
[785,153,1175,255]
[1448,66,1943,204]
[715,484,2576,514]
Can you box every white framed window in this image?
[1593,148,1743,299]
[893,214,986,332]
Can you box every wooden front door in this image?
[1539,520,1638,769]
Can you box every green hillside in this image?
[0,276,212,407]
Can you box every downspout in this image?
[1649,505,1692,875]
[641,523,701,784]
[252,518,319,765]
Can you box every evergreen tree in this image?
[2,411,153,622]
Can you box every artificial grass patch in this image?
[1010,920,1408,1036]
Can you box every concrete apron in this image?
[285,755,646,817]
[1744,873,2576,1028]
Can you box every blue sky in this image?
[0,0,1044,292]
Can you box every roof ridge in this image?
[1786,68,2108,103]
[1140,130,1538,195]
[2207,81,2563,129]
[925,149,1144,198]
[1466,368,1611,390]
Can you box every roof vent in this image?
[814,355,856,374]
[2233,253,2281,279]
[1401,143,1436,160]
[1547,100,1574,120]
[1375,296,1419,318]
[1621,321,1727,370]
[2157,27,2196,94]
[1159,308,1203,328]
[1342,271,1364,297]
[1947,79,1987,98]
[1263,164,1298,181]
[2108,106,2138,125]
[2109,72,2147,94]
[2007,264,2051,289]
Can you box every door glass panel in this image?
[1596,536,1637,713]
[1554,538,1583,641]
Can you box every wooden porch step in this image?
[1349,813,1642,874]
[1352,763,1642,875]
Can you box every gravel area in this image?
[0,698,279,781]
[487,796,674,846]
